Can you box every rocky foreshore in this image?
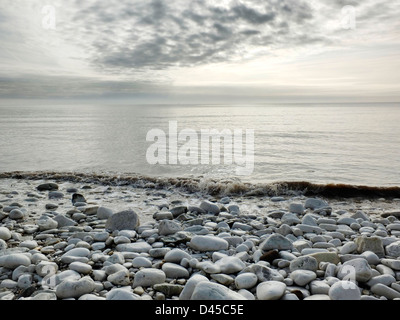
[1,178,400,300]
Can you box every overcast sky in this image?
[0,0,399,102]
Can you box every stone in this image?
[289,256,318,272]
[0,227,11,241]
[197,261,221,274]
[371,283,400,300]
[210,274,234,286]
[215,256,246,274]
[340,241,358,255]
[105,209,140,232]
[69,262,92,275]
[289,203,304,214]
[0,253,31,269]
[243,264,284,282]
[329,280,361,300]
[56,277,96,299]
[37,183,59,191]
[199,201,220,215]
[337,258,373,282]
[72,193,86,204]
[29,292,57,300]
[191,281,244,300]
[53,214,77,228]
[360,251,380,265]
[37,216,58,231]
[133,269,166,287]
[385,241,400,257]
[355,236,385,257]
[60,248,90,264]
[235,273,258,290]
[17,274,32,289]
[9,209,24,220]
[307,252,340,265]
[310,280,331,295]
[170,206,188,217]
[260,234,293,251]
[367,274,396,288]
[108,269,130,286]
[305,198,328,210]
[158,220,182,236]
[97,207,114,220]
[179,274,209,300]
[381,258,400,270]
[256,281,286,300]
[48,191,64,199]
[290,270,317,286]
[0,239,7,251]
[153,283,184,296]
[189,235,229,252]
[162,262,190,279]
[164,248,192,264]
[36,261,58,277]
[116,242,152,253]
[132,257,152,268]
[106,288,140,300]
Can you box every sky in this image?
[0,0,399,103]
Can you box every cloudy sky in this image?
[0,0,399,102]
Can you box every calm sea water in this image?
[0,102,399,187]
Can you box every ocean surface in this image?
[1,102,399,190]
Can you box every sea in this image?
[1,102,400,197]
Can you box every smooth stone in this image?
[305,198,328,210]
[29,292,57,300]
[337,258,373,282]
[289,256,318,272]
[116,242,152,253]
[97,207,114,220]
[215,256,246,274]
[48,191,64,199]
[371,283,400,300]
[235,273,258,290]
[158,220,182,236]
[289,203,304,214]
[162,262,190,279]
[60,248,90,264]
[385,241,400,257]
[37,216,58,231]
[69,262,92,275]
[304,294,331,300]
[210,273,234,286]
[189,235,229,252]
[164,248,192,264]
[310,280,331,295]
[0,239,7,250]
[36,261,58,277]
[170,206,188,217]
[243,264,284,282]
[179,275,208,300]
[106,288,140,300]
[191,281,244,300]
[9,209,24,220]
[256,281,286,300]
[260,234,293,251]
[37,183,58,191]
[0,227,12,241]
[56,277,96,299]
[0,253,31,269]
[132,257,152,268]
[154,212,174,221]
[53,214,77,228]
[153,283,184,296]
[329,280,361,300]
[149,248,171,258]
[355,236,385,257]
[108,269,130,286]
[199,201,220,215]
[381,258,400,270]
[20,240,38,250]
[340,241,358,255]
[105,209,140,232]
[290,270,317,286]
[133,269,166,287]
[17,274,32,289]
[197,261,221,274]
[72,193,86,204]
[360,251,381,265]
[367,274,396,288]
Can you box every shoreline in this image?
[1,171,400,199]
[1,177,400,300]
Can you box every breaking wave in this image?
[1,171,400,199]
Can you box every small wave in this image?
[1,171,400,199]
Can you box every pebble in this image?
[329,280,361,300]
[158,220,182,235]
[260,234,293,251]
[105,209,140,232]
[256,281,286,300]
[290,270,317,286]
[337,258,373,282]
[0,254,31,269]
[189,235,229,252]
[0,227,12,241]
[106,288,140,300]
[371,283,400,300]
[199,201,220,215]
[97,207,114,220]
[162,262,190,279]
[235,273,258,290]
[191,281,244,300]
[132,257,152,268]
[289,256,318,272]
[116,242,152,253]
[56,277,96,299]
[133,269,166,287]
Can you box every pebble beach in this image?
[1,177,400,301]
